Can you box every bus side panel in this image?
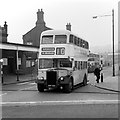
[72,70,80,85]
[79,69,87,83]
[73,69,87,86]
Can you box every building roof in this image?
[0,41,39,52]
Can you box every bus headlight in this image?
[40,77,44,80]
[60,77,64,81]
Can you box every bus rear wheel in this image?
[37,84,44,92]
[63,79,73,93]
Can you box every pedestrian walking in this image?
[94,65,101,83]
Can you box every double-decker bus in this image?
[36,30,89,93]
[88,53,101,73]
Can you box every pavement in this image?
[90,64,120,93]
[0,74,36,85]
[1,66,120,93]
[94,75,119,92]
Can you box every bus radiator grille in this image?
[46,71,57,85]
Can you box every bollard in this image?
[1,71,3,84]
[101,73,103,82]
[1,64,3,84]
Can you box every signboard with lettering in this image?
[42,47,55,51]
[41,52,55,55]
[41,47,65,55]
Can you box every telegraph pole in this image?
[93,9,115,76]
[112,9,115,76]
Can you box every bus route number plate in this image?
[56,47,65,55]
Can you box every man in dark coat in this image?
[94,65,101,83]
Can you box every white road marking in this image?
[1,100,119,106]
[29,83,36,85]
[0,93,7,96]
[17,82,36,86]
[17,82,30,85]
[19,86,36,91]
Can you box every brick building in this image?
[23,9,52,47]
[0,22,38,76]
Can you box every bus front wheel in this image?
[37,84,44,92]
[63,79,73,93]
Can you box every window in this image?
[41,35,53,44]
[85,41,88,49]
[69,34,89,49]
[78,61,80,70]
[78,38,80,46]
[39,59,53,69]
[86,42,89,49]
[76,37,79,46]
[88,58,95,61]
[82,61,87,69]
[82,40,85,48]
[80,39,82,47]
[75,61,77,69]
[85,62,87,68]
[74,36,77,45]
[26,60,31,67]
[83,61,85,69]
[80,61,83,69]
[60,60,72,68]
[69,34,74,43]
[54,35,67,44]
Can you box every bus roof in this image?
[41,29,71,35]
[41,29,86,41]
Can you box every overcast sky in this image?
[0,0,118,53]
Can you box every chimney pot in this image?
[66,23,71,31]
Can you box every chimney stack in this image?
[4,21,8,33]
[66,23,71,31]
[36,9,45,26]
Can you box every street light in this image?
[93,14,111,19]
[93,9,115,77]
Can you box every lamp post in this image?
[16,47,19,81]
[112,9,115,76]
[93,9,115,77]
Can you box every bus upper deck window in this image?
[54,35,67,44]
[69,35,74,43]
[41,35,53,44]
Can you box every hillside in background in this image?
[90,44,118,54]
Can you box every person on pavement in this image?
[94,65,101,83]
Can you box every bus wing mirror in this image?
[68,56,74,62]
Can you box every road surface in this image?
[1,65,119,118]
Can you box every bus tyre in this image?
[83,74,87,86]
[64,79,73,93]
[37,84,44,92]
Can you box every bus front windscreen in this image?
[88,58,95,61]
[41,35,53,44]
[54,35,67,44]
[39,59,53,69]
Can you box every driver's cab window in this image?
[53,59,58,67]
[59,59,72,68]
